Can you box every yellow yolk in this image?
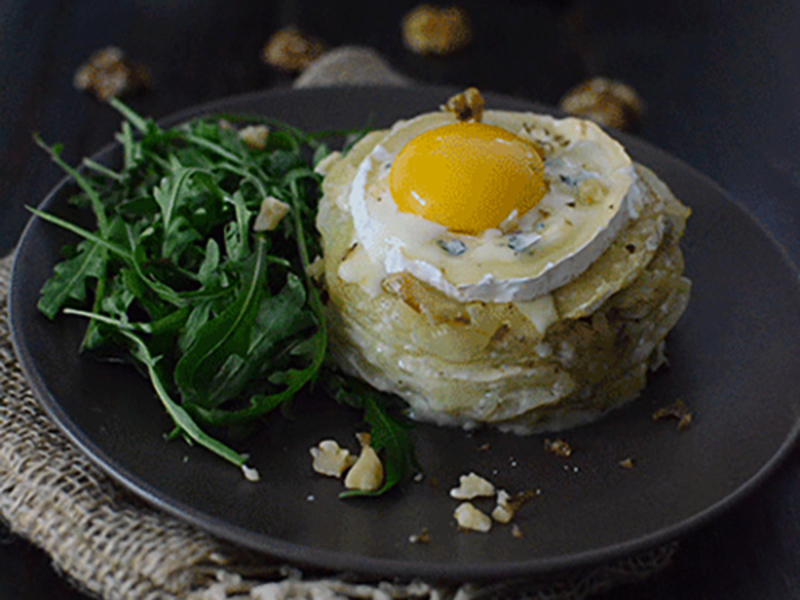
[389,122,547,235]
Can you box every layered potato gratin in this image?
[315,89,691,432]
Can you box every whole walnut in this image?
[402,5,473,56]
[261,26,325,73]
[73,46,151,102]
[559,77,644,131]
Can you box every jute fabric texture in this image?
[0,47,677,599]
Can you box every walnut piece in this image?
[241,465,261,482]
[491,489,514,524]
[310,440,356,479]
[344,436,384,492]
[653,398,694,431]
[401,5,473,56]
[238,125,270,150]
[544,438,573,458]
[442,87,485,122]
[408,528,432,544]
[254,196,291,232]
[454,502,492,533]
[449,472,496,500]
[73,46,151,102]
[261,26,325,72]
[559,77,644,131]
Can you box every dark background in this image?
[1,1,799,598]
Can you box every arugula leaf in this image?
[202,273,314,409]
[37,239,106,319]
[34,135,110,232]
[174,235,271,406]
[152,166,204,241]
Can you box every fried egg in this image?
[331,109,642,304]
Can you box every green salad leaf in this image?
[34,99,416,495]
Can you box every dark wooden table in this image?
[2,1,799,598]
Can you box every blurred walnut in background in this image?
[559,77,644,131]
[73,46,152,102]
[402,4,473,56]
[261,26,326,72]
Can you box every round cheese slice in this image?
[344,110,640,303]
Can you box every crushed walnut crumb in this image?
[619,457,635,470]
[544,438,573,458]
[559,77,644,131]
[238,124,270,150]
[442,87,485,122]
[261,26,325,72]
[511,524,524,538]
[409,528,432,544]
[454,502,492,533]
[402,4,473,56]
[309,440,356,479]
[254,195,291,232]
[344,433,385,492]
[73,46,151,102]
[653,398,694,431]
[491,490,514,523]
[450,472,496,500]
[492,489,537,524]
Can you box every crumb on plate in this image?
[309,439,356,479]
[454,502,492,532]
[491,489,514,523]
[344,434,384,491]
[544,438,573,458]
[653,398,693,431]
[409,528,432,544]
[449,472,496,500]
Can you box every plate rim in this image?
[9,84,800,582]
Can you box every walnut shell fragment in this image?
[559,77,644,131]
[402,5,473,56]
[73,46,152,102]
[261,26,325,72]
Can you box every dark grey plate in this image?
[9,86,800,582]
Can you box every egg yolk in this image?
[389,122,547,235]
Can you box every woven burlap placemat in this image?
[0,47,678,600]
